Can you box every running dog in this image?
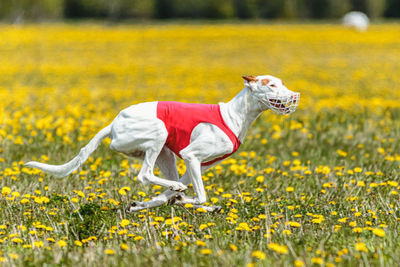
[25,75,299,212]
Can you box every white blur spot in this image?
[342,11,369,32]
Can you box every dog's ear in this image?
[242,75,258,83]
[243,75,258,91]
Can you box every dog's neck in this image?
[219,87,265,143]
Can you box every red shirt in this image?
[157,101,240,166]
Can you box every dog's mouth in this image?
[265,93,300,115]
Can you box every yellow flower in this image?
[251,250,266,260]
[74,240,83,247]
[196,240,206,247]
[256,176,264,183]
[355,242,368,252]
[357,181,366,187]
[200,249,212,255]
[2,187,11,196]
[286,186,294,192]
[372,228,385,237]
[20,198,30,204]
[294,260,305,267]
[9,253,18,259]
[57,240,67,248]
[137,191,146,197]
[287,221,301,227]
[311,257,323,265]
[349,221,357,227]
[199,224,208,230]
[118,187,131,196]
[34,241,44,248]
[120,219,130,228]
[105,249,115,255]
[229,244,237,251]
[268,243,288,254]
[121,243,129,250]
[282,229,291,235]
[11,238,23,244]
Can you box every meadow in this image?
[0,23,400,266]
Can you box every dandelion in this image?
[2,187,11,196]
[287,221,301,227]
[196,240,206,247]
[256,176,264,183]
[251,250,266,260]
[268,243,288,254]
[294,260,305,266]
[119,187,131,196]
[20,198,30,204]
[311,257,323,265]
[355,242,368,252]
[121,243,129,250]
[9,253,18,260]
[120,219,130,227]
[372,228,385,237]
[199,224,208,230]
[200,249,212,255]
[105,249,115,255]
[57,240,67,248]
[11,238,23,244]
[286,187,294,192]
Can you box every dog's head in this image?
[242,75,300,115]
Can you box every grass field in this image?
[1,23,400,266]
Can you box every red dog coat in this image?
[157,101,241,166]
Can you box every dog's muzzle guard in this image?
[260,92,300,115]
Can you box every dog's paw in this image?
[203,206,222,213]
[126,201,146,213]
[169,182,187,192]
[194,205,222,213]
[167,193,185,206]
[209,205,222,213]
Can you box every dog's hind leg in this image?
[127,176,188,212]
[137,145,187,192]
[128,147,181,211]
[155,147,179,182]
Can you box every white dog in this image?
[25,75,299,212]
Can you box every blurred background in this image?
[0,0,399,23]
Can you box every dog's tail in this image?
[25,124,112,177]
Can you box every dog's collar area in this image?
[257,92,300,115]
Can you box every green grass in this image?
[1,108,399,266]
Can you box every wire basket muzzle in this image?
[264,92,300,115]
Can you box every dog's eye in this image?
[269,84,277,88]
